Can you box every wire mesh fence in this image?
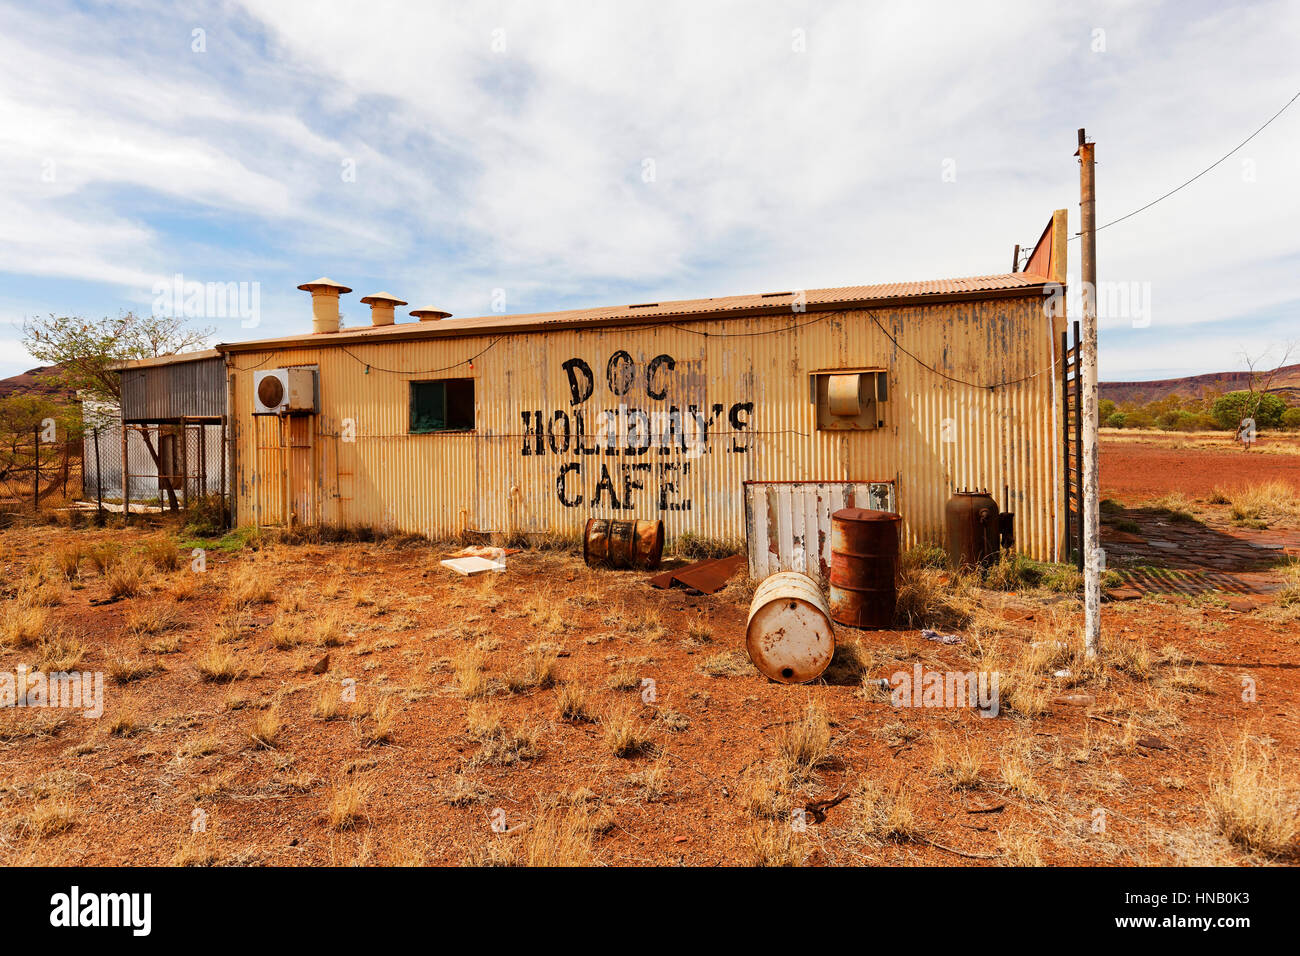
[0,431,84,514]
[81,422,226,513]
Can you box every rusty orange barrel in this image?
[583,518,664,570]
[745,571,835,684]
[829,507,901,629]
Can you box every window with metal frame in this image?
[409,378,475,433]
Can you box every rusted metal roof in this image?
[112,349,222,371]
[217,272,1049,353]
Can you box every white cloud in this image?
[0,0,1296,381]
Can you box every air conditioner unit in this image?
[253,368,317,415]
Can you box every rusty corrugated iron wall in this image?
[120,355,226,423]
[227,296,1065,560]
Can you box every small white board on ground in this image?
[439,556,507,576]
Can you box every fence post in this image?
[94,427,104,515]
[121,424,130,525]
[32,424,39,513]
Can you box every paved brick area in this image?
[1101,507,1299,598]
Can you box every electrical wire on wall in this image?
[338,337,503,375]
[230,336,504,375]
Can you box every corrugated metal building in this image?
[212,212,1070,560]
[107,350,227,508]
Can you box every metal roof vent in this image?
[360,292,407,327]
[296,277,352,334]
[410,307,452,322]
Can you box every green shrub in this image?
[183,494,228,537]
[1212,391,1286,430]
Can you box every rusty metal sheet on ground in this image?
[648,555,743,594]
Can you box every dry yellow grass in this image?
[310,612,347,648]
[85,542,121,575]
[196,643,244,682]
[742,766,793,820]
[466,703,542,766]
[999,750,1045,800]
[18,796,76,838]
[171,830,218,867]
[603,706,654,758]
[505,646,560,693]
[327,777,370,831]
[107,704,140,737]
[895,565,975,630]
[776,700,832,778]
[249,707,282,749]
[931,737,982,790]
[227,563,273,609]
[1277,561,1300,608]
[178,732,222,759]
[362,695,396,745]
[141,536,181,572]
[106,654,160,684]
[124,603,178,637]
[267,614,301,650]
[52,543,82,580]
[169,576,199,602]
[311,684,351,720]
[1206,735,1299,858]
[1217,480,1300,526]
[853,780,921,843]
[556,682,596,722]
[0,600,49,648]
[106,562,147,599]
[606,663,641,691]
[1102,429,1300,456]
[745,819,807,866]
[518,805,599,866]
[452,646,490,699]
[999,827,1045,866]
[473,804,600,867]
[36,631,85,672]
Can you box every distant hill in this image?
[0,365,75,401]
[1102,363,1300,406]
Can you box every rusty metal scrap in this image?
[647,554,742,594]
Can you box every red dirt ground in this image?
[1100,441,1299,499]
[0,433,1296,867]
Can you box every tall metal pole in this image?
[1077,128,1101,656]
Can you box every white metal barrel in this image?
[745,571,836,684]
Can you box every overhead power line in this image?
[1072,89,1300,238]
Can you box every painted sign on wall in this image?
[519,351,754,511]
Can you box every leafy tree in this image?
[1280,407,1300,431]
[22,311,210,510]
[1212,391,1286,430]
[0,394,83,499]
[22,312,211,409]
[1098,398,1116,421]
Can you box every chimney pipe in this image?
[410,307,452,322]
[296,277,352,334]
[360,292,407,327]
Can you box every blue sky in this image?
[1,0,1296,382]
